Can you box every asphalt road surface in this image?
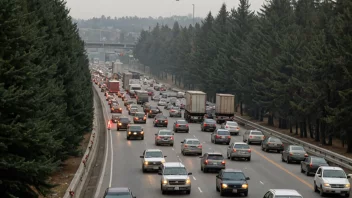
[93,82,346,198]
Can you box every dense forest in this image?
[0,0,93,197]
[134,0,352,152]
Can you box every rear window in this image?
[250,131,263,135]
[207,155,224,160]
[186,140,200,144]
[312,157,327,164]
[275,196,302,198]
[159,131,173,135]
[205,119,216,124]
[120,118,129,122]
[269,138,282,143]
[234,144,250,149]
[177,120,187,124]
[218,130,230,135]
[129,126,142,131]
[291,146,304,151]
[136,113,145,117]
[227,122,238,126]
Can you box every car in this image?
[126,125,144,140]
[155,129,174,146]
[143,81,147,85]
[221,121,240,135]
[148,106,161,118]
[164,103,173,110]
[243,130,265,144]
[133,112,147,124]
[152,95,161,101]
[117,117,130,131]
[127,104,138,111]
[124,100,135,107]
[129,107,138,116]
[147,90,154,96]
[201,119,217,132]
[173,120,189,132]
[111,104,123,113]
[158,99,167,106]
[111,114,121,123]
[281,145,308,163]
[161,93,168,98]
[211,129,231,145]
[153,114,168,127]
[168,97,178,105]
[142,103,151,113]
[110,100,119,108]
[154,85,160,91]
[227,142,251,161]
[263,189,303,198]
[216,169,249,196]
[169,106,181,117]
[261,137,284,153]
[314,166,350,197]
[181,138,202,155]
[103,187,136,198]
[140,149,166,172]
[160,87,166,91]
[200,152,226,172]
[158,162,192,194]
[301,156,329,176]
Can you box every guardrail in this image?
[63,88,101,198]
[234,116,352,171]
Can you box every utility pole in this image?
[192,4,195,27]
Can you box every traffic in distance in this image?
[91,62,351,198]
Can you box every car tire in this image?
[186,130,189,133]
[127,136,130,140]
[243,191,248,197]
[247,157,251,161]
[319,185,325,196]
[281,155,285,162]
[345,193,350,197]
[286,157,290,164]
[314,181,319,192]
[141,136,144,140]
[216,185,220,192]
[142,166,146,173]
[170,144,173,146]
[186,190,191,194]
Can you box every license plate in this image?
[335,190,340,193]
[241,152,246,154]
[221,136,224,139]
[232,189,237,193]
[175,187,179,190]
[153,167,159,170]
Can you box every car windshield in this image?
[269,138,282,143]
[312,158,327,164]
[177,120,187,124]
[205,120,216,124]
[186,140,200,145]
[136,113,145,117]
[227,122,238,126]
[119,118,129,122]
[234,144,250,149]
[218,130,230,135]
[159,131,172,135]
[207,155,224,160]
[145,151,163,158]
[163,167,187,175]
[291,146,304,151]
[222,172,246,180]
[323,170,346,178]
[251,131,263,135]
[129,126,142,131]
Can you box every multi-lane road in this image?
[92,82,345,198]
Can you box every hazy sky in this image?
[65,0,267,19]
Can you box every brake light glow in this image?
[304,153,308,157]
[155,120,158,122]
[248,149,251,153]
[227,136,231,138]
[204,124,207,126]
[176,124,180,127]
[198,145,202,148]
[204,160,208,164]
[150,110,152,113]
[310,163,313,168]
[237,127,240,130]
[289,152,293,156]
[215,135,221,139]
[184,144,188,147]
[221,161,226,164]
[134,117,138,119]
[249,136,253,139]
[233,149,237,152]
[226,126,228,128]
[157,136,161,139]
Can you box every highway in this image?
[92,82,343,198]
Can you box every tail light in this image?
[157,136,161,139]
[176,124,180,127]
[197,145,202,148]
[237,127,240,130]
[170,136,174,140]
[155,120,158,122]
[184,144,188,148]
[233,149,237,152]
[111,108,114,110]
[248,149,251,153]
[186,124,189,127]
[249,136,253,139]
[204,124,207,126]
[221,161,226,164]
[304,153,308,157]
[215,135,221,139]
[119,108,122,110]
[134,117,138,119]
[226,126,228,128]
[310,163,313,168]
[227,135,231,138]
[165,120,168,123]
[150,110,152,113]
[289,152,293,156]
[204,160,208,164]
[268,142,271,145]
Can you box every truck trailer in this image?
[108,79,120,93]
[184,91,206,123]
[215,93,235,124]
[135,90,149,104]
[122,72,132,92]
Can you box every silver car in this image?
[211,129,231,145]
[169,106,181,117]
[159,162,192,194]
[243,130,265,144]
[140,149,166,172]
[200,152,226,173]
[129,107,138,116]
[181,139,202,155]
[155,130,174,146]
[226,142,251,161]
[158,99,167,106]
[221,121,240,135]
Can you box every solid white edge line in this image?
[109,129,113,187]
[94,93,110,198]
[198,187,203,193]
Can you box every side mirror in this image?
[164,156,167,158]
[140,156,143,158]
[246,177,250,180]
[158,172,162,175]
[216,175,220,178]
[188,172,192,175]
[317,174,321,177]
[347,175,351,179]
[155,133,157,135]
[181,141,184,143]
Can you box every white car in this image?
[158,99,167,106]
[140,149,166,173]
[221,121,240,135]
[314,166,350,197]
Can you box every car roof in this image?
[206,152,223,155]
[136,112,145,114]
[320,166,343,170]
[233,142,248,145]
[226,121,238,124]
[107,187,130,193]
[159,129,172,132]
[270,189,302,196]
[185,138,199,141]
[222,169,243,173]
[249,130,262,133]
[145,149,162,152]
[163,162,185,167]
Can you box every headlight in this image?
[144,161,148,165]
[242,184,248,189]
[222,184,228,188]
[346,184,350,188]
[141,131,144,134]
[118,123,122,125]
[161,159,165,163]
[128,132,131,134]
[323,183,330,187]
[186,179,191,184]
[162,179,168,184]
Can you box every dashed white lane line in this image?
[198,187,203,193]
[208,148,212,150]
[260,181,264,185]
[193,135,197,138]
[172,148,174,151]
[192,176,196,180]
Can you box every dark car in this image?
[261,137,284,153]
[142,103,151,113]
[117,117,130,131]
[201,119,217,132]
[101,87,106,92]
[173,120,189,133]
[153,114,168,127]
[154,85,160,91]
[103,187,136,198]
[148,106,160,118]
[111,114,121,123]
[215,169,249,196]
[111,105,122,113]
[300,156,329,176]
[126,125,144,140]
[133,112,147,124]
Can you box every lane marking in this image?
[192,176,196,180]
[198,187,203,193]
[109,129,113,187]
[252,148,314,189]
[144,141,147,147]
[260,181,264,185]
[172,148,174,151]
[193,135,197,138]
[208,148,212,150]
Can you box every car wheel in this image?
[127,136,130,140]
[170,144,173,146]
[286,157,290,164]
[186,190,191,194]
[227,153,230,159]
[345,193,350,197]
[141,136,144,140]
[281,154,285,162]
[186,130,189,133]
[314,181,318,192]
[142,166,146,173]
[319,185,325,196]
[247,157,251,161]
[305,169,310,176]
[300,165,304,173]
[243,191,248,197]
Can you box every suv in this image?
[117,117,130,131]
[142,103,151,113]
[158,162,192,194]
[126,125,144,140]
[314,166,351,197]
[263,189,302,198]
[226,142,251,161]
[216,169,250,196]
[200,152,226,173]
[140,149,166,172]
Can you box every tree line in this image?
[0,0,93,197]
[134,0,352,152]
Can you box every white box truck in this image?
[215,94,235,124]
[184,91,206,123]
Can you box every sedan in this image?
[158,99,167,106]
[282,145,308,163]
[221,121,240,135]
[103,187,136,198]
[173,120,189,133]
[153,114,168,127]
[201,119,217,132]
[181,138,202,155]
[211,129,231,145]
[169,106,181,117]
[227,142,251,161]
[300,156,328,176]
[261,137,284,153]
[111,105,122,113]
[155,129,174,146]
[133,112,147,124]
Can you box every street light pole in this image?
[192,4,195,27]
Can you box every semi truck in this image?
[108,79,120,94]
[122,72,132,91]
[184,91,206,123]
[215,94,235,124]
[135,90,149,104]
[129,84,142,98]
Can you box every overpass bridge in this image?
[84,42,136,62]
[84,42,135,50]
